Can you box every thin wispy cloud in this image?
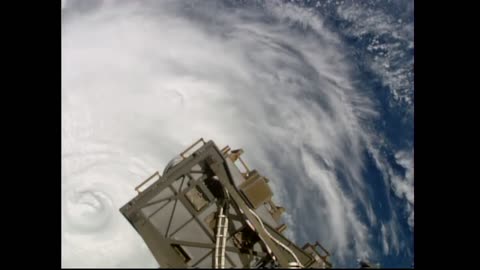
[336,3,414,112]
[62,0,413,267]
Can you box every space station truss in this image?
[120,138,332,268]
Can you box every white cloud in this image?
[336,4,414,112]
[367,137,414,234]
[393,150,414,229]
[380,223,389,255]
[62,0,410,267]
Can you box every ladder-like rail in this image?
[214,207,229,269]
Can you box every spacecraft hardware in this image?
[120,138,377,268]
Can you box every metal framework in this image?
[120,139,332,268]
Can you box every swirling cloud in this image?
[62,0,412,267]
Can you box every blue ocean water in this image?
[270,0,414,267]
[316,1,414,267]
[62,0,414,267]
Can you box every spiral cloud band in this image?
[62,0,413,267]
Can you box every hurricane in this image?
[62,0,413,267]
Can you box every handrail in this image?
[180,138,206,159]
[135,171,160,193]
[135,138,205,193]
[314,241,331,256]
[237,156,251,175]
[221,145,231,156]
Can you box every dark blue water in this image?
[299,0,414,267]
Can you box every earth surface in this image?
[61,0,413,267]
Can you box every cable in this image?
[242,212,275,262]
[248,208,304,268]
